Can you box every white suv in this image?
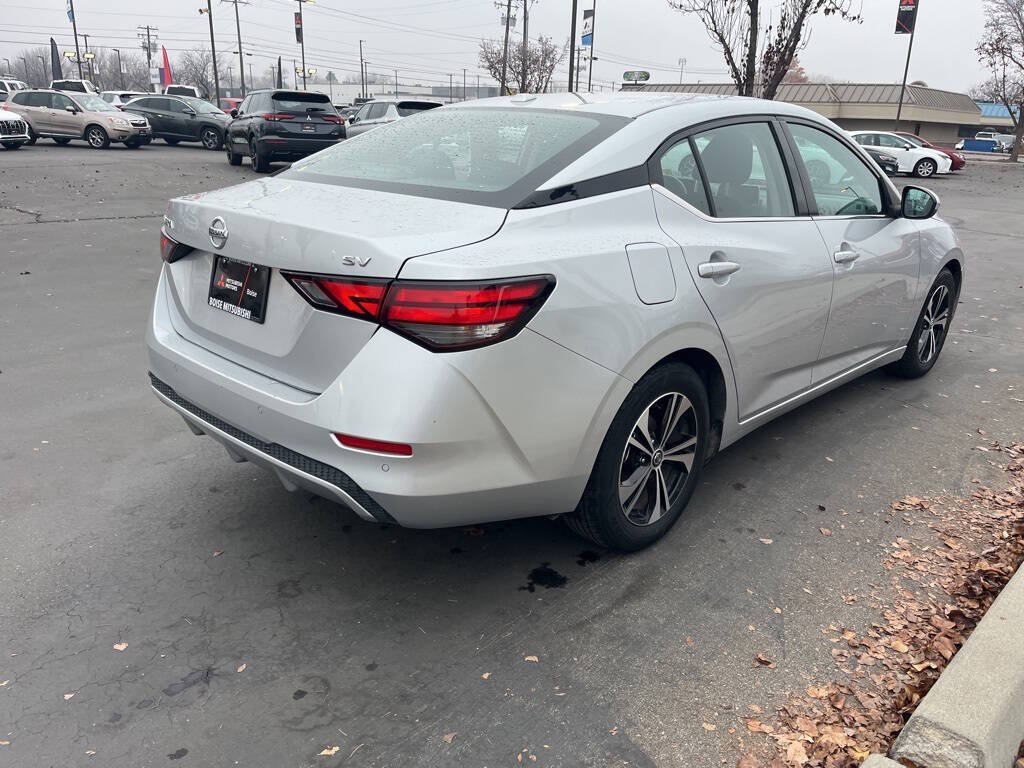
[0,107,30,149]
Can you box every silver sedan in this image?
[148,93,963,551]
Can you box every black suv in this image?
[226,90,344,172]
[121,94,230,150]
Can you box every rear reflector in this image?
[333,432,413,457]
[282,272,555,352]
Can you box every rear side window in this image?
[367,103,387,119]
[691,122,795,218]
[397,101,440,117]
[788,123,883,216]
[289,107,627,208]
[657,138,711,215]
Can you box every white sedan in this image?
[849,131,952,178]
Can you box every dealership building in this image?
[622,82,983,146]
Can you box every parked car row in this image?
[2,89,151,148]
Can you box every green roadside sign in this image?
[622,71,651,83]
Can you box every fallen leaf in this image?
[820,528,832,537]
[481,672,491,680]
[63,692,75,701]
[317,746,341,757]
[442,732,456,744]
[850,748,871,761]
[685,636,695,647]
[754,653,776,669]
[702,722,716,731]
[737,755,760,768]
[785,740,809,765]
[748,704,763,714]
[806,685,828,699]
[524,655,539,663]
[212,550,224,557]
[745,718,774,734]
[760,538,774,545]
[236,663,246,673]
[112,643,128,652]
[890,639,910,654]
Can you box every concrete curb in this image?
[889,565,1024,768]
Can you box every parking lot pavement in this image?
[1,143,1022,767]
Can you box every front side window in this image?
[657,138,710,215]
[788,123,883,216]
[52,93,74,111]
[72,94,117,112]
[289,107,626,207]
[691,122,795,218]
[237,96,251,114]
[354,104,371,121]
[876,133,909,149]
[166,99,189,114]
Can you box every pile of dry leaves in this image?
[739,442,1024,768]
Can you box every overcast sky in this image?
[0,0,988,93]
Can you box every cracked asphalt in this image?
[1,142,1022,767]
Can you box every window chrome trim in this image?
[652,183,813,224]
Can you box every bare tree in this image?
[977,0,1024,160]
[478,35,566,94]
[668,0,860,100]
[174,45,227,97]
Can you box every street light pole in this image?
[19,57,29,83]
[359,39,366,99]
[296,0,308,90]
[678,57,686,85]
[449,73,453,104]
[499,0,512,95]
[231,0,246,96]
[586,0,597,92]
[520,0,530,94]
[112,48,124,89]
[82,33,94,83]
[68,0,83,78]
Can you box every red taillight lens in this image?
[281,273,388,320]
[322,114,342,124]
[283,272,555,351]
[159,229,192,263]
[264,113,295,121]
[333,432,413,457]
[382,276,554,351]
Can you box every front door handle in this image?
[697,261,741,278]
[834,249,860,264]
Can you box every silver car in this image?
[345,99,442,137]
[149,93,964,551]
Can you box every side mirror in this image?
[350,116,359,123]
[184,108,196,116]
[902,185,939,220]
[65,105,76,113]
[230,109,238,118]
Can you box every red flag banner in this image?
[295,12,303,43]
[161,46,174,86]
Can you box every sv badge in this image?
[341,256,372,267]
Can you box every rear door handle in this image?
[834,249,860,264]
[697,261,741,278]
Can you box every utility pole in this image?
[296,0,308,90]
[520,0,530,94]
[678,57,686,84]
[200,0,220,105]
[138,26,158,92]
[586,0,597,92]
[231,0,246,96]
[249,62,254,88]
[227,65,234,92]
[574,47,582,90]
[68,0,83,78]
[499,0,512,95]
[463,68,467,101]
[19,57,29,83]
[292,58,297,89]
[358,39,366,99]
[111,48,123,89]
[449,73,453,104]
[568,0,578,93]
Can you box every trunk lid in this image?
[162,177,506,393]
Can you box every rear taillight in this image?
[283,273,555,351]
[333,432,413,457]
[263,113,295,121]
[159,230,192,263]
[322,114,342,124]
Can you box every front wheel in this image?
[124,139,142,149]
[164,137,180,146]
[86,125,110,149]
[201,127,222,150]
[887,269,957,379]
[25,125,36,145]
[914,158,937,178]
[566,362,709,551]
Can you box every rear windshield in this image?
[396,101,441,117]
[287,106,627,207]
[273,91,331,112]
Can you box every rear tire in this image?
[566,362,710,551]
[914,158,937,178]
[201,127,222,150]
[227,141,242,166]
[54,137,71,145]
[124,139,141,149]
[85,125,110,149]
[886,269,957,379]
[249,137,270,173]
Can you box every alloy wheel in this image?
[202,129,219,150]
[87,127,105,148]
[918,160,935,177]
[618,392,698,527]
[918,283,950,364]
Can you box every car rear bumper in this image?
[146,265,627,528]
[258,135,340,158]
